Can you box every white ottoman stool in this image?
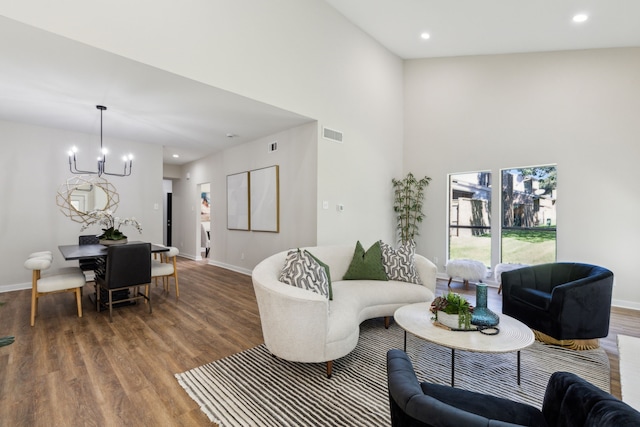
[446,259,487,289]
[494,263,528,294]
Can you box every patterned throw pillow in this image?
[279,249,330,298]
[305,250,333,300]
[379,240,422,284]
[343,241,388,281]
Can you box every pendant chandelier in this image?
[68,105,133,177]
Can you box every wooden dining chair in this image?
[24,254,86,326]
[151,246,180,299]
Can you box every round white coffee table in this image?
[394,302,534,387]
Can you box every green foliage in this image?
[431,292,472,314]
[0,336,15,347]
[450,228,557,266]
[519,166,557,195]
[392,172,432,244]
[0,302,14,347]
[81,209,143,240]
[502,229,556,243]
[430,292,473,329]
[99,227,127,241]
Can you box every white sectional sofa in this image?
[251,244,437,377]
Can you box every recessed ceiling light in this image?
[172,154,179,158]
[572,14,588,23]
[420,32,430,40]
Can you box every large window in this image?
[448,165,557,270]
[448,172,492,266]
[501,166,557,264]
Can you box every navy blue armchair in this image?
[501,262,613,342]
[387,349,640,427]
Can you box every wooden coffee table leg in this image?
[451,348,455,387]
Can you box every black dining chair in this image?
[78,234,100,281]
[95,242,152,322]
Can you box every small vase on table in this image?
[471,283,500,327]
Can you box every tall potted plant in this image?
[392,172,432,244]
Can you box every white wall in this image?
[174,122,318,273]
[403,47,640,308]
[0,0,405,249]
[0,120,163,291]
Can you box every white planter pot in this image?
[99,238,128,246]
[436,311,471,330]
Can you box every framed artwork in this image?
[250,165,280,232]
[226,172,249,230]
[201,191,211,222]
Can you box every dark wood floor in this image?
[0,258,636,426]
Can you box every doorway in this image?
[200,183,211,258]
[162,179,173,246]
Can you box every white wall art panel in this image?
[250,165,279,233]
[227,172,249,230]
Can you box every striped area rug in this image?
[176,319,610,427]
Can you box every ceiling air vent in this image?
[323,127,343,143]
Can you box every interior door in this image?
[166,192,172,246]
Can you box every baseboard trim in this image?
[612,299,640,311]
[207,260,251,276]
[0,282,31,293]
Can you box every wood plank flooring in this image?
[0,258,636,426]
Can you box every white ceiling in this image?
[0,16,313,165]
[324,0,640,59]
[2,3,639,166]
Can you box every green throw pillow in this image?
[305,250,332,300]
[343,241,388,281]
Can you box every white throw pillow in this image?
[379,240,422,284]
[279,249,330,298]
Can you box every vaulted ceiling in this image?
[1,2,638,165]
[325,1,640,59]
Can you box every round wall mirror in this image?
[56,175,120,224]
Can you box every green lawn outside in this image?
[450,229,556,266]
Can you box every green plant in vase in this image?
[430,292,474,329]
[80,209,143,241]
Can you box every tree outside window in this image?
[448,165,557,270]
[501,165,557,264]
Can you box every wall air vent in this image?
[268,141,278,153]
[322,127,343,143]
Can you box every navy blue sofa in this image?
[387,349,640,427]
